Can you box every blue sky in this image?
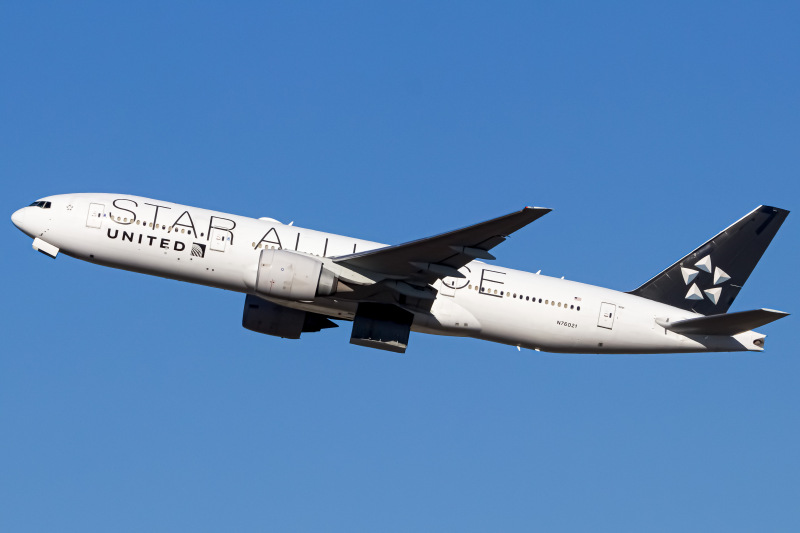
[2,2,798,531]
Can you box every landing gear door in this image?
[86,203,104,228]
[598,302,616,330]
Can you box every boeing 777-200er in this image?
[11,195,790,354]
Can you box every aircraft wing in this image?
[332,206,551,282]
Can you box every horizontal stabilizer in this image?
[656,309,789,336]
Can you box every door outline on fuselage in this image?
[439,266,471,297]
[209,227,228,252]
[86,203,105,229]
[439,278,456,297]
[598,302,616,329]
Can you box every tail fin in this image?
[629,205,789,315]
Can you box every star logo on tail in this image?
[682,255,730,305]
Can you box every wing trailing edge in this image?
[332,206,551,282]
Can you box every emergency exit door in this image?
[439,278,456,297]
[597,302,616,329]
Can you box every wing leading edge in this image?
[332,206,551,282]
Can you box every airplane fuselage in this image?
[11,193,772,354]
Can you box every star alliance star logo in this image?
[681,255,730,305]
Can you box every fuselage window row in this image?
[469,284,581,311]
[108,214,198,236]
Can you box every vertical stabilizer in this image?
[629,205,789,315]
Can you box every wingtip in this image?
[757,205,790,215]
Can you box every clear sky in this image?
[2,2,798,532]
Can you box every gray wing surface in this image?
[332,206,550,282]
[656,308,789,336]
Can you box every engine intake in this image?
[255,249,338,301]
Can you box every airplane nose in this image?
[11,208,26,230]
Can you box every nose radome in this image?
[11,208,26,230]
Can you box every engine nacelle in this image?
[255,249,338,301]
[242,294,338,339]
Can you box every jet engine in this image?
[242,294,338,339]
[255,249,338,301]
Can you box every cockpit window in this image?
[28,201,51,208]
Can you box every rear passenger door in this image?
[597,302,616,330]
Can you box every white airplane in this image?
[11,194,789,354]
